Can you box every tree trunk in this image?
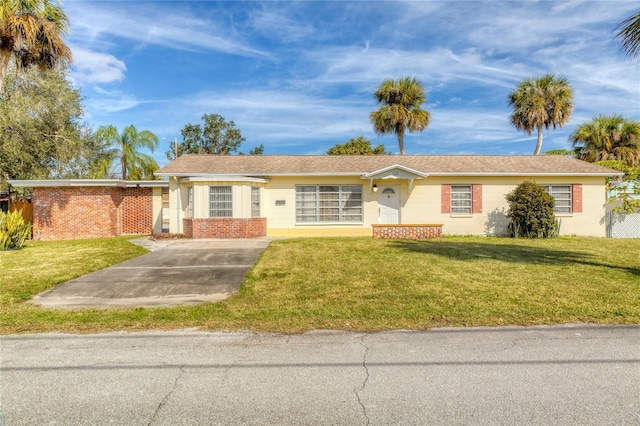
[121,153,127,180]
[0,49,12,94]
[533,126,544,155]
[398,131,405,155]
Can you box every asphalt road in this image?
[1,325,639,425]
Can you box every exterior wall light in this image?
[373,184,378,192]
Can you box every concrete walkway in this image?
[30,237,272,309]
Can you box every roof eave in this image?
[7,179,169,188]
[154,171,622,178]
[428,172,624,177]
[179,176,269,183]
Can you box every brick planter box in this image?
[372,224,443,239]
[183,218,267,239]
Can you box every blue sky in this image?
[65,1,640,166]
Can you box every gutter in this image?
[7,179,169,188]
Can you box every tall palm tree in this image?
[0,0,72,93]
[616,10,640,59]
[95,125,159,180]
[370,77,431,155]
[571,115,640,167]
[508,74,574,155]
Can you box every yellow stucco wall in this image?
[261,175,608,237]
[263,176,376,231]
[395,176,607,237]
[168,177,181,234]
[169,175,608,237]
[152,186,164,234]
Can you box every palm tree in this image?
[616,10,640,59]
[508,74,574,155]
[370,77,431,155]
[95,125,159,180]
[0,0,72,93]
[571,115,640,167]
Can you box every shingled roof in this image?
[155,155,623,177]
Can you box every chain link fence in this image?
[606,210,640,238]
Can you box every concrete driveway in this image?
[30,237,272,309]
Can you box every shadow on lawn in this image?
[390,240,640,277]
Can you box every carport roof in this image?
[7,179,169,188]
[155,154,624,177]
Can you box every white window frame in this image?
[251,187,261,217]
[545,185,572,214]
[295,185,363,223]
[451,185,472,215]
[185,186,194,218]
[209,186,232,218]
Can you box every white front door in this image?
[378,186,400,224]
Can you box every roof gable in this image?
[362,164,429,180]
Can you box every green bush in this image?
[506,181,559,238]
[0,210,32,250]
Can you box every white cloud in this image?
[64,0,640,162]
[179,89,371,146]
[70,46,126,85]
[249,6,317,43]
[84,88,143,114]
[66,2,273,59]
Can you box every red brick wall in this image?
[182,218,193,238]
[121,187,153,234]
[32,186,154,240]
[184,218,267,239]
[372,224,443,239]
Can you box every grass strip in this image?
[1,236,639,334]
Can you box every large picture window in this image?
[545,185,572,214]
[451,185,472,215]
[296,185,363,223]
[209,186,232,217]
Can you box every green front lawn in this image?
[1,236,639,334]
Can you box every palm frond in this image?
[616,10,640,59]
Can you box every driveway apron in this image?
[30,238,271,309]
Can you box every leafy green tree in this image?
[326,136,388,155]
[67,127,117,179]
[616,10,640,59]
[0,66,87,184]
[0,0,72,93]
[238,144,264,156]
[248,144,264,155]
[506,181,559,238]
[571,115,640,167]
[95,125,159,180]
[167,113,245,160]
[370,77,431,155]
[508,74,574,155]
[543,149,577,156]
[593,160,640,214]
